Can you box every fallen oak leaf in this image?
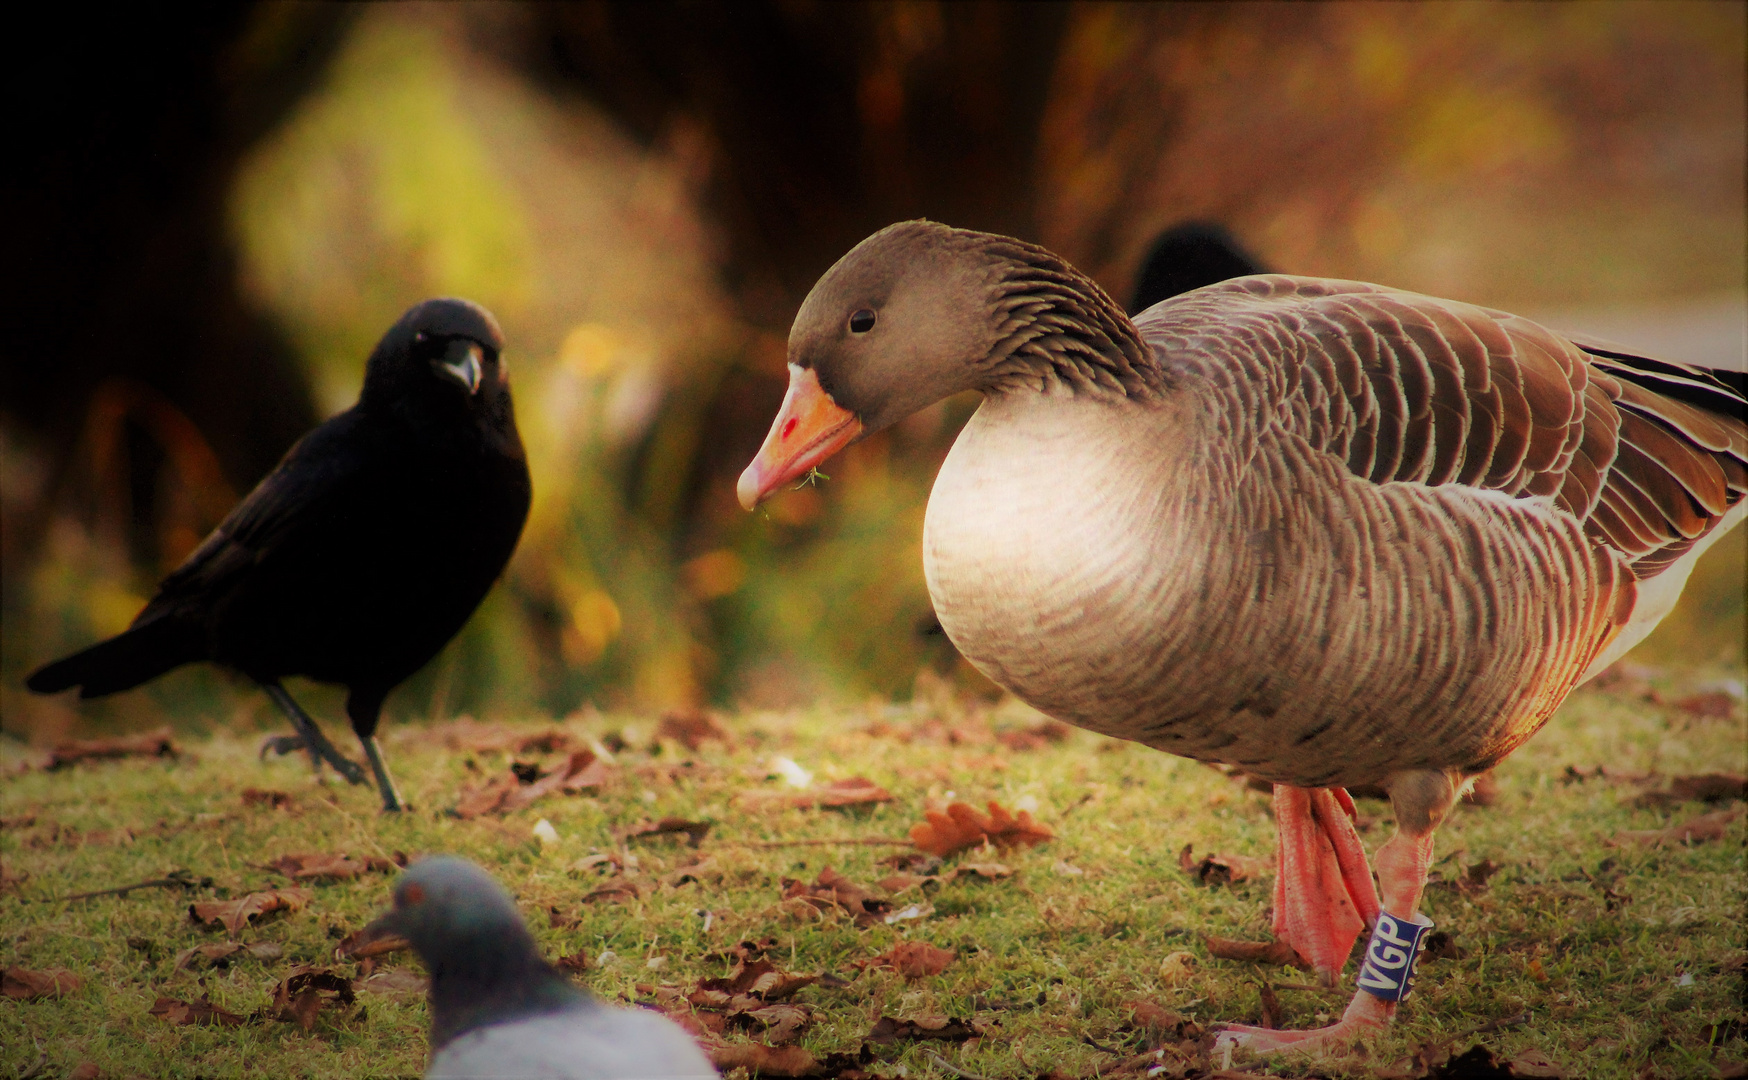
[579,879,645,905]
[909,799,1053,857]
[189,887,312,936]
[1177,843,1270,886]
[1613,806,1745,847]
[994,719,1072,752]
[503,750,616,812]
[2,967,82,999]
[1203,935,1310,971]
[46,727,178,769]
[149,995,246,1026]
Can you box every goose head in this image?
[738,219,1158,509]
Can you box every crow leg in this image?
[359,735,406,812]
[262,683,367,785]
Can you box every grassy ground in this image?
[1,674,1742,1080]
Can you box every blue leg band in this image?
[1356,911,1435,1002]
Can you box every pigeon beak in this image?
[437,341,484,395]
[336,912,413,959]
[737,364,862,510]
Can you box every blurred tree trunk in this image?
[3,4,353,590]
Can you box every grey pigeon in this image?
[347,856,716,1079]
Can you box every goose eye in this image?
[848,309,876,334]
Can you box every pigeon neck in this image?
[427,947,589,1050]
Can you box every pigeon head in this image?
[360,298,515,428]
[348,856,586,1048]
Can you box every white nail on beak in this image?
[439,344,484,394]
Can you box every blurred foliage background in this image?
[4,1,1743,740]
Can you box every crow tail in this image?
[26,617,204,698]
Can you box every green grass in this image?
[1,678,1742,1079]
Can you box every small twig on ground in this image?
[316,796,403,865]
[1461,1010,1531,1037]
[1081,1034,1126,1055]
[726,837,913,848]
[48,869,210,902]
[925,1051,992,1080]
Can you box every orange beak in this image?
[737,366,863,510]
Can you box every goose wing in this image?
[1153,275,1747,578]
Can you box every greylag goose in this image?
[28,299,531,812]
[344,857,717,1078]
[736,220,1747,1051]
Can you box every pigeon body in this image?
[27,298,531,809]
[349,857,716,1080]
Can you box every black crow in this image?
[27,298,531,811]
[343,857,717,1078]
[1128,220,1267,314]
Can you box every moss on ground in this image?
[1,675,1742,1079]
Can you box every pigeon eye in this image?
[848,309,876,334]
[398,883,426,908]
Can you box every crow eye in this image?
[848,309,876,334]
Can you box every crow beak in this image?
[437,342,484,395]
[336,911,412,959]
[737,365,862,510]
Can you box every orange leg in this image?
[1269,786,1381,985]
[1215,770,1459,1055]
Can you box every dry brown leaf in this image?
[240,788,293,809]
[2,966,82,999]
[909,800,1053,857]
[622,817,712,847]
[1614,806,1745,847]
[1204,935,1309,970]
[453,750,616,818]
[1124,1000,1201,1042]
[358,967,427,998]
[779,867,891,927]
[1669,690,1741,720]
[1177,843,1271,886]
[877,872,931,893]
[866,1014,980,1043]
[149,995,246,1026]
[698,957,820,1002]
[188,887,312,936]
[1634,773,1747,807]
[46,728,178,770]
[554,950,591,975]
[66,1062,100,1080]
[881,942,955,979]
[737,776,894,812]
[580,879,645,905]
[1430,858,1503,897]
[707,1043,818,1077]
[265,966,355,1031]
[1257,980,1283,1029]
[173,941,283,971]
[657,709,734,751]
[994,720,1072,752]
[265,852,396,880]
